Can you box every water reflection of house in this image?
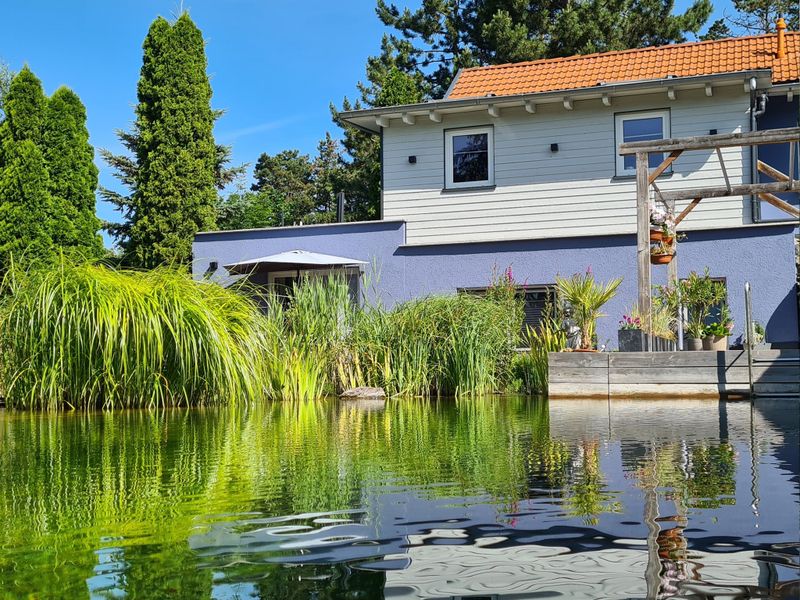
[380,532,771,599]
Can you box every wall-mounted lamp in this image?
[550,143,559,152]
[209,261,218,271]
[709,129,718,135]
[408,155,417,164]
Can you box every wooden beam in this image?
[648,150,682,184]
[401,113,415,125]
[524,100,536,114]
[758,192,800,218]
[659,180,800,202]
[488,104,501,118]
[636,151,652,329]
[666,199,678,286]
[716,147,731,192]
[757,160,790,182]
[674,197,702,225]
[619,127,800,155]
[428,110,442,123]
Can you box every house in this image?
[193,28,800,348]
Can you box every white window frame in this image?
[615,110,670,176]
[444,126,494,189]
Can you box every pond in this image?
[0,398,797,599]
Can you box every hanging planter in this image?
[650,240,675,265]
[650,228,664,242]
[650,253,675,265]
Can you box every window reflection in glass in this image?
[622,116,664,170]
[452,133,489,183]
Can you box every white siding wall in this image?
[382,86,753,246]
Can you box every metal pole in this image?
[745,282,755,401]
[336,191,345,223]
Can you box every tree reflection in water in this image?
[0,397,795,599]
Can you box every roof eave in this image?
[341,70,774,134]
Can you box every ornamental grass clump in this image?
[0,260,273,409]
[330,268,523,397]
[556,269,622,350]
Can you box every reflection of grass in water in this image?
[0,398,567,596]
[564,440,622,525]
[631,442,738,510]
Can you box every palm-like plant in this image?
[556,270,622,349]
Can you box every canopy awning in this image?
[224,249,367,275]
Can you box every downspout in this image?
[750,87,768,222]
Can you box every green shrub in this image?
[0,259,273,409]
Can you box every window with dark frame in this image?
[460,284,556,341]
[615,110,670,176]
[445,126,494,189]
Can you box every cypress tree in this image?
[0,68,58,270]
[43,87,104,258]
[0,141,54,267]
[101,14,220,268]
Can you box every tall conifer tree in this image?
[101,14,220,267]
[0,67,59,270]
[43,88,104,258]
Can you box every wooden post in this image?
[636,151,652,339]
[666,199,678,286]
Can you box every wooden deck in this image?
[548,350,800,399]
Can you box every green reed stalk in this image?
[0,259,274,409]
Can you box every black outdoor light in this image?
[209,261,218,271]
[709,129,718,135]
[408,155,417,164]
[550,143,559,152]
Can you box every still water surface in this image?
[0,397,797,599]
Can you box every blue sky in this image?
[2,0,731,241]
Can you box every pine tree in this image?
[0,67,59,270]
[251,150,314,226]
[375,0,713,99]
[43,87,104,258]
[101,14,231,268]
[333,65,423,221]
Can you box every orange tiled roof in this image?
[447,33,800,99]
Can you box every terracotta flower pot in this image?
[650,253,674,265]
[650,229,664,242]
[702,335,728,351]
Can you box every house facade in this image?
[194,32,800,348]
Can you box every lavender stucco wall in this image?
[193,222,799,348]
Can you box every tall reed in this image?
[514,312,567,394]
[0,259,273,409]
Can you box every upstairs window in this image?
[615,110,670,176]
[445,126,494,189]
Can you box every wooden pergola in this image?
[619,126,800,319]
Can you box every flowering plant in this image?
[619,314,642,330]
[649,202,668,226]
[650,241,675,256]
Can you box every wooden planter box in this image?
[618,329,677,352]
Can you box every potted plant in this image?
[618,313,644,351]
[685,321,706,351]
[650,241,675,265]
[658,269,726,351]
[556,268,622,351]
[703,306,733,350]
[649,203,670,241]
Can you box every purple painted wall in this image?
[193,222,799,348]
